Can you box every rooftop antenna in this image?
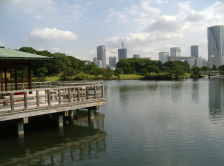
[121,39,126,49]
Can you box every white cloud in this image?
[30,28,78,41]
[6,0,84,21]
[146,15,182,32]
[141,1,160,15]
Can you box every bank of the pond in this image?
[41,73,216,82]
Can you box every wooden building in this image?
[0,46,52,91]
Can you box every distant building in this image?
[187,59,196,67]
[118,48,127,61]
[170,47,181,57]
[97,45,106,68]
[133,54,140,58]
[191,45,199,58]
[196,57,208,67]
[93,57,102,68]
[159,52,169,63]
[207,25,224,68]
[109,56,117,69]
[168,56,193,62]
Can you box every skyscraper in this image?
[97,45,106,68]
[191,45,199,58]
[118,48,127,61]
[159,52,169,63]
[170,47,181,57]
[207,25,224,68]
[109,56,117,69]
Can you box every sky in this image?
[1,0,224,63]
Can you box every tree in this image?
[192,66,201,77]
[36,67,48,81]
[169,66,185,79]
[218,65,224,74]
[114,68,123,78]
[19,47,37,54]
[201,66,209,71]
[146,65,160,74]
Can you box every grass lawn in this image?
[119,74,143,80]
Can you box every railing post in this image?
[24,92,28,109]
[68,88,71,102]
[94,86,97,99]
[78,87,80,101]
[58,88,61,104]
[10,93,14,110]
[86,87,89,100]
[101,81,104,98]
[36,90,40,107]
[47,90,51,105]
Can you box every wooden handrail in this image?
[0,81,104,112]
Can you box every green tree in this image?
[146,65,160,74]
[114,68,123,79]
[192,66,201,77]
[169,66,185,79]
[19,47,37,54]
[36,67,48,81]
[218,65,224,74]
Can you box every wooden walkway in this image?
[0,81,106,135]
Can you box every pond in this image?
[1,76,224,166]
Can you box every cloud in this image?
[30,28,78,41]
[141,1,160,15]
[6,0,84,22]
[145,15,182,32]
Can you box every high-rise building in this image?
[191,45,199,58]
[109,56,117,69]
[97,45,106,68]
[207,25,224,68]
[118,48,127,61]
[159,52,169,63]
[170,47,181,57]
[133,54,140,58]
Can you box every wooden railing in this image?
[0,81,104,112]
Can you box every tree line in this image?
[19,47,213,80]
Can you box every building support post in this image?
[58,114,64,128]
[17,122,24,136]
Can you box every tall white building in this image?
[97,45,106,68]
[191,45,199,58]
[159,52,169,63]
[170,47,181,57]
[207,25,224,68]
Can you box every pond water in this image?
[1,76,224,166]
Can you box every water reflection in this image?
[209,76,224,116]
[0,111,106,166]
[191,80,199,103]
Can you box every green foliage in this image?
[19,47,38,54]
[144,73,173,80]
[93,68,107,76]
[114,68,123,78]
[102,69,113,80]
[218,65,224,74]
[192,66,201,77]
[36,67,48,81]
[163,61,191,73]
[116,58,163,74]
[146,65,160,74]
[18,47,98,78]
[201,66,209,71]
[212,65,217,70]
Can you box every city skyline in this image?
[1,0,224,62]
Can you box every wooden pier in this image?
[0,81,106,135]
